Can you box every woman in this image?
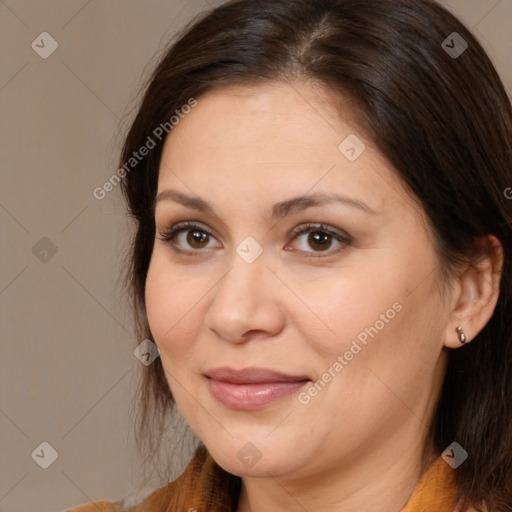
[67,0,512,510]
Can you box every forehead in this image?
[156,81,417,221]
[161,82,360,173]
[166,83,340,153]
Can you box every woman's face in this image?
[145,81,451,480]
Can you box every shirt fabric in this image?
[65,445,460,512]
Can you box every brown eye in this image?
[307,230,333,251]
[157,222,221,253]
[187,230,209,248]
[286,223,351,257]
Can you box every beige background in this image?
[0,1,510,511]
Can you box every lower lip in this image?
[207,378,309,410]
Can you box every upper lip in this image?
[204,366,310,384]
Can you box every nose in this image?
[203,253,286,343]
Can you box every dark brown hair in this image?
[119,0,512,509]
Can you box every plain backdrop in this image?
[0,1,510,511]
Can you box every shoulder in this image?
[63,444,238,512]
[62,483,175,512]
[63,501,122,512]
[62,485,170,512]
[453,500,489,512]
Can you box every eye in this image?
[157,221,351,257]
[157,222,221,253]
[285,223,351,256]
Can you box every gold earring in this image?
[456,326,467,344]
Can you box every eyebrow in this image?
[155,189,378,218]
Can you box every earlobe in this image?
[443,235,503,349]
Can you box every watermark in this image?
[504,187,512,200]
[338,134,366,161]
[298,301,403,405]
[31,31,59,59]
[31,441,59,469]
[134,338,160,366]
[93,97,198,200]
[32,236,58,263]
[236,236,263,263]
[442,441,468,469]
[237,441,263,468]
[441,32,468,59]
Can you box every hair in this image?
[118,0,512,509]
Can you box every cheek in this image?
[317,276,445,421]
[288,247,445,398]
[286,264,407,357]
[144,255,206,359]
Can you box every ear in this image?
[443,235,504,349]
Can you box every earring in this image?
[456,326,467,344]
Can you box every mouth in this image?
[204,366,311,410]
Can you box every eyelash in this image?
[156,221,352,257]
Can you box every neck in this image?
[235,435,438,512]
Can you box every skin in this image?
[145,81,502,512]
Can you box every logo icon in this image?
[32,237,58,263]
[338,134,366,161]
[236,236,263,264]
[31,32,59,59]
[134,339,160,366]
[442,32,468,59]
[31,441,59,469]
[442,441,468,469]
[237,442,263,468]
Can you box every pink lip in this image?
[204,366,310,410]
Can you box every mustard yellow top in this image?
[65,445,460,512]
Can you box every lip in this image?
[204,366,311,410]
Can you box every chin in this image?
[202,436,304,478]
